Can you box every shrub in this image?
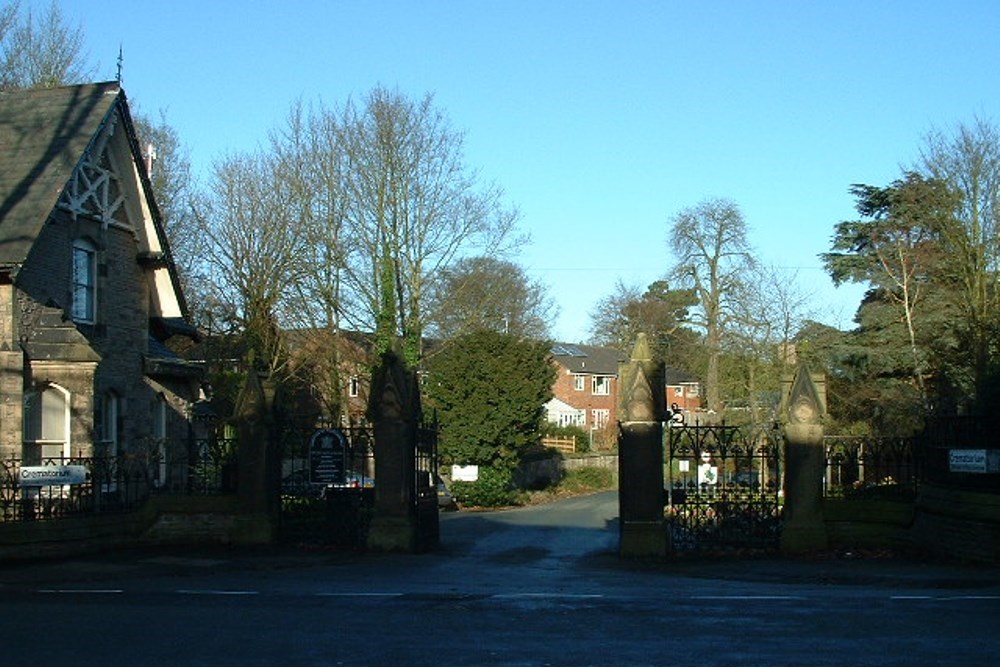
[450,466,521,508]
[558,466,615,494]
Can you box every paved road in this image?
[1,491,998,666]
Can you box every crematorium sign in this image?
[309,428,348,486]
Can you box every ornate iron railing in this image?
[823,436,919,499]
[0,437,237,523]
[664,422,783,551]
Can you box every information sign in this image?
[949,449,1000,473]
[451,464,479,482]
[309,428,348,485]
[19,465,88,486]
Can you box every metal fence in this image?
[823,436,920,499]
[276,419,440,548]
[1,437,237,523]
[665,422,783,551]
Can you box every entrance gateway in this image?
[616,334,784,554]
[664,422,782,551]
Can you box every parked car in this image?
[435,474,456,509]
[329,470,375,490]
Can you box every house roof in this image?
[664,367,700,385]
[550,342,625,375]
[0,82,193,332]
[0,82,121,268]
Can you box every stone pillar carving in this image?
[234,368,278,542]
[780,363,829,553]
[366,349,422,552]
[618,334,668,557]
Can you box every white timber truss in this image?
[56,109,135,232]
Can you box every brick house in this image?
[545,342,702,437]
[0,83,201,479]
[665,367,701,414]
[545,343,623,435]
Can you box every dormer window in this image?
[72,239,97,323]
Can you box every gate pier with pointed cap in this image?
[780,363,829,553]
[618,334,668,557]
[366,350,435,552]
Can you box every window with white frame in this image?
[573,375,585,391]
[95,391,119,490]
[673,386,684,396]
[592,375,610,396]
[95,391,119,457]
[23,384,71,459]
[591,409,610,429]
[349,375,360,398]
[72,239,97,323]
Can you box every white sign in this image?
[19,465,88,486]
[451,465,479,482]
[949,449,999,473]
[698,463,718,485]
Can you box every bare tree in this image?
[724,264,813,421]
[198,150,310,374]
[668,198,756,414]
[589,279,697,365]
[425,256,556,341]
[336,87,522,364]
[0,0,92,90]
[918,118,1000,409]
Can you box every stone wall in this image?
[0,496,273,563]
[514,452,620,490]
[822,487,1000,563]
[910,484,1000,563]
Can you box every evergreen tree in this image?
[424,331,555,469]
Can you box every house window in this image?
[674,386,684,396]
[153,394,167,487]
[95,391,119,457]
[95,391,119,490]
[591,409,610,429]
[349,375,360,398]
[592,376,610,396]
[23,384,71,459]
[573,375,584,391]
[72,239,96,323]
[688,385,699,397]
[556,410,586,428]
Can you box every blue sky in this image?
[55,0,1000,343]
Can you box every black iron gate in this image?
[278,422,376,548]
[665,422,783,551]
[277,418,439,549]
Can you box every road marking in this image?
[690,595,807,600]
[314,592,401,598]
[493,593,605,599]
[38,589,123,594]
[176,589,260,596]
[892,595,1000,601]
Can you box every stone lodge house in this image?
[0,83,200,475]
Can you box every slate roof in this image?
[0,82,121,268]
[550,342,625,375]
[664,367,700,385]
